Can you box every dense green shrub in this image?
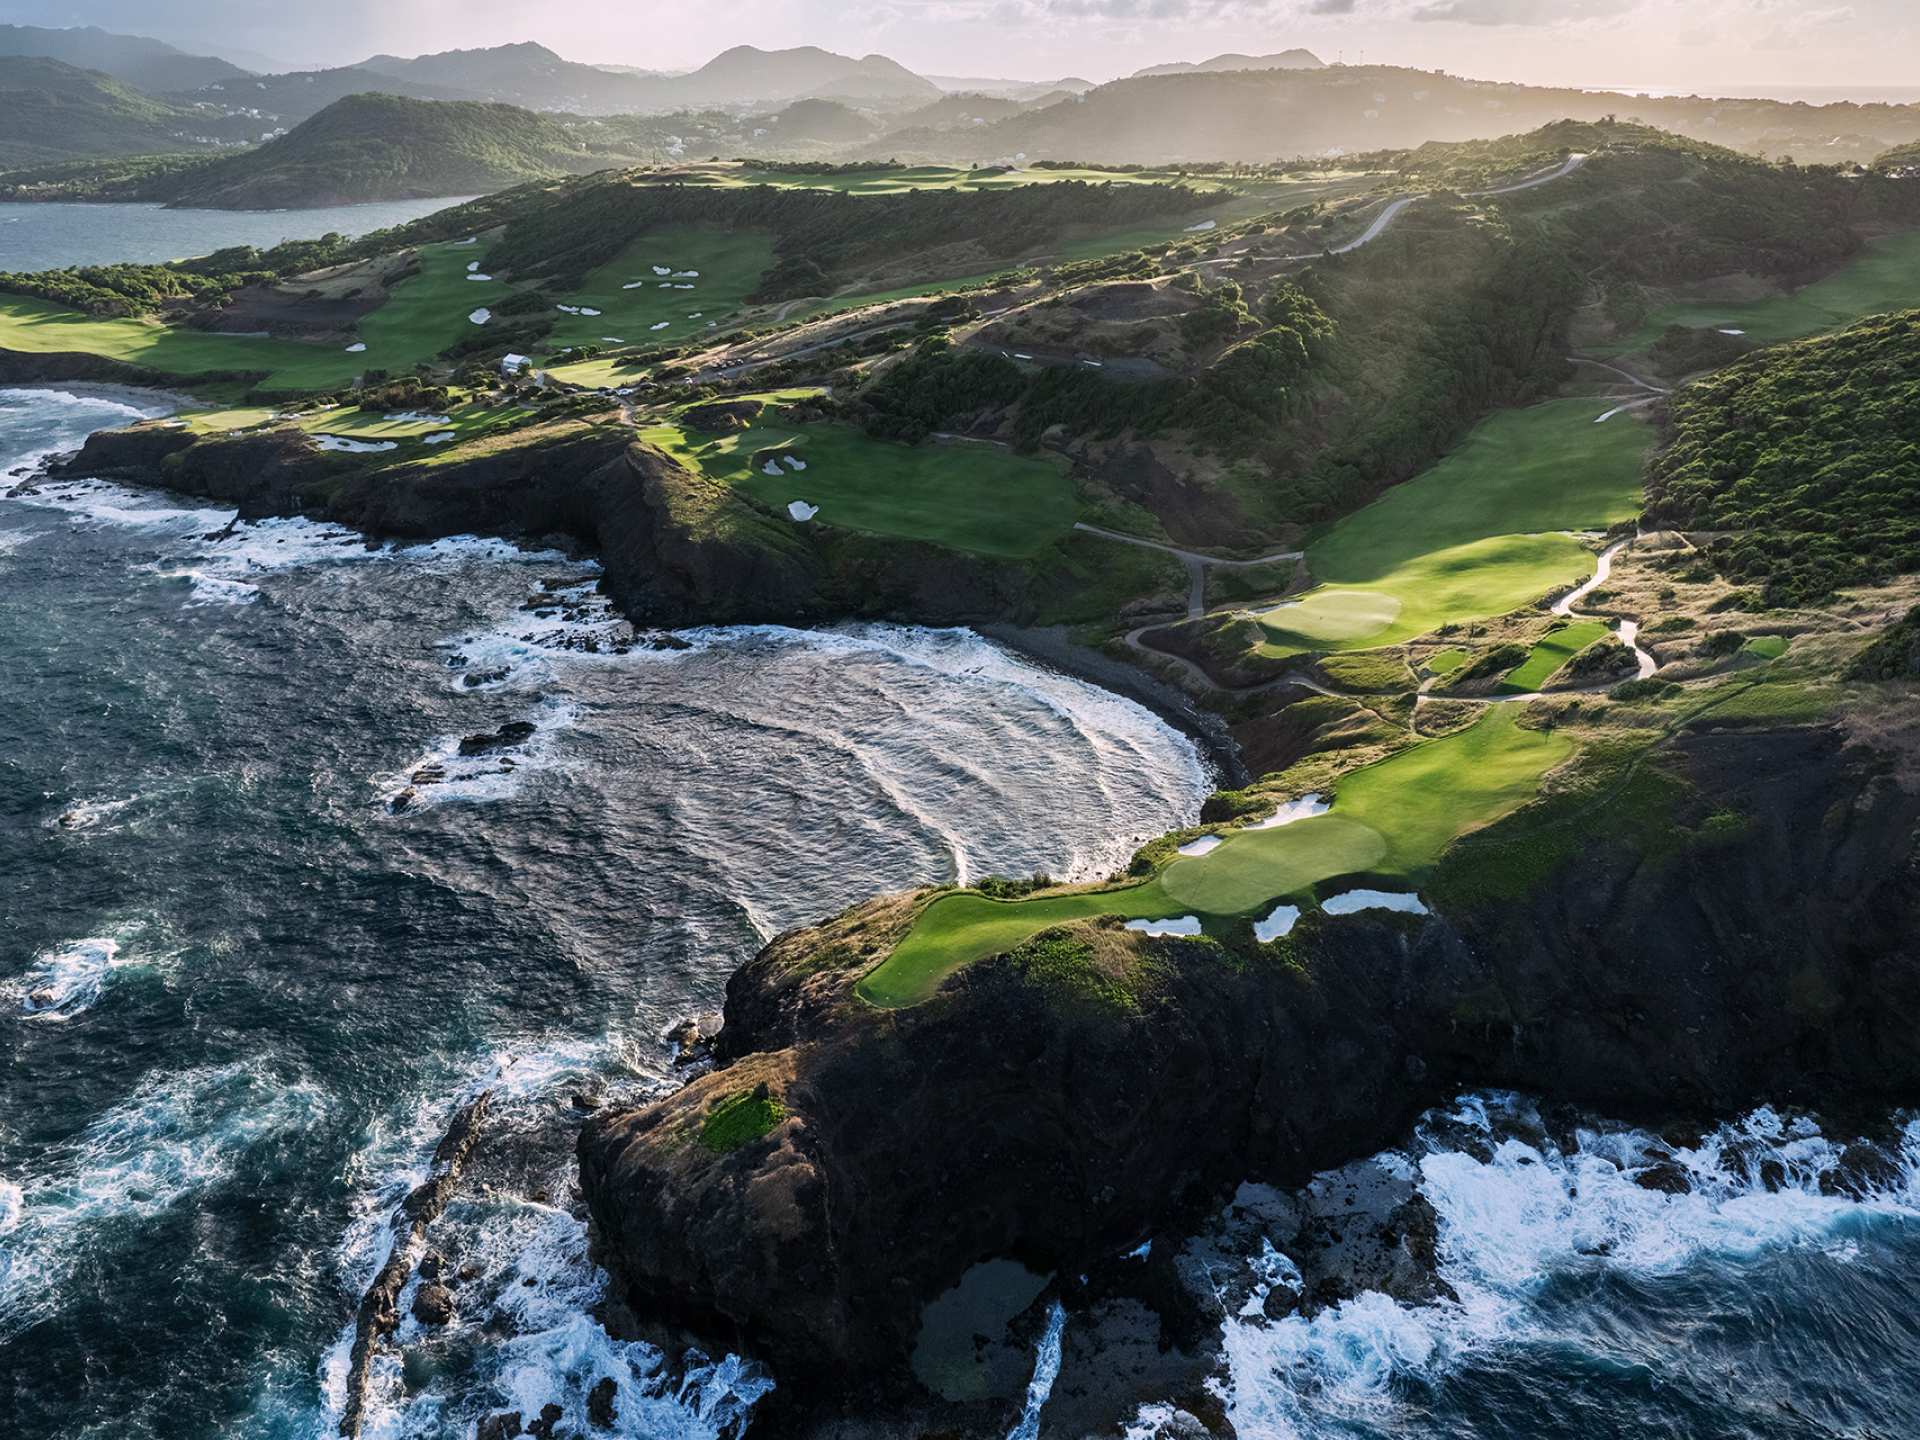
[1645,310,1920,604]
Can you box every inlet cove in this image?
[3,36,1920,1440]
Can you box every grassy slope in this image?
[1254,398,1650,657]
[641,400,1078,559]
[540,227,776,362]
[861,707,1572,1006]
[1607,231,1920,354]
[1500,620,1609,693]
[0,241,496,390]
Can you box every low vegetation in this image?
[1645,310,1920,605]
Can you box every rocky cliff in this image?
[51,420,1151,630]
[577,723,1920,1424]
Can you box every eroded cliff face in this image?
[576,725,1920,1414]
[51,423,825,625]
[48,421,1133,630]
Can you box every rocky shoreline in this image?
[578,724,1920,1433]
[31,392,1920,1437]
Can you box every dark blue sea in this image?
[4,387,1919,1439]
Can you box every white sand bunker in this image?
[762,460,784,476]
[466,274,493,282]
[344,342,367,353]
[1126,916,1202,938]
[673,283,695,290]
[1719,328,1747,336]
[1185,219,1218,232]
[313,435,398,453]
[688,312,703,319]
[1253,903,1301,942]
[423,431,457,445]
[650,321,671,331]
[652,265,672,276]
[555,305,604,316]
[467,260,480,272]
[1322,889,1429,917]
[383,411,450,424]
[601,335,623,342]
[621,281,650,290]
[469,308,491,325]
[1176,835,1222,858]
[1246,793,1329,830]
[781,455,807,471]
[787,500,819,522]
[674,270,699,277]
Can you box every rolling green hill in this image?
[0,55,250,165]
[148,94,624,209]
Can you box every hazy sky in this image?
[12,0,1917,89]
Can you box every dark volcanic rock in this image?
[457,721,537,756]
[476,1413,522,1440]
[586,1376,617,1428]
[578,725,1920,1417]
[411,1282,455,1327]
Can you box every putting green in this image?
[1605,230,1920,354]
[1499,620,1610,693]
[641,401,1078,559]
[1255,398,1650,657]
[1257,590,1403,647]
[861,707,1573,1007]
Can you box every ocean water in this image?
[0,197,476,272]
[0,386,1209,1437]
[6,386,1920,1439]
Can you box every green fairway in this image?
[1499,620,1610,693]
[178,394,535,449]
[539,226,774,359]
[0,241,509,391]
[641,402,1078,558]
[860,707,1573,1007]
[1605,230,1920,354]
[1254,398,1650,657]
[1425,649,1469,676]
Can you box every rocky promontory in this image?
[578,723,1920,1428]
[52,419,1158,631]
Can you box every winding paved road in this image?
[1073,522,1303,617]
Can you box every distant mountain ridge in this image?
[0,23,247,93]
[1132,49,1324,78]
[0,55,256,166]
[183,42,943,123]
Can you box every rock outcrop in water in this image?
[576,724,1920,1423]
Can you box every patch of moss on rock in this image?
[699,1088,786,1153]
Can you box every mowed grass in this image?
[176,394,534,449]
[540,226,774,360]
[641,401,1078,558]
[1500,620,1610,693]
[727,163,1238,196]
[859,707,1572,1007]
[0,241,505,391]
[1254,398,1651,657]
[1605,230,1920,354]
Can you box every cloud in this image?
[1411,0,1633,22]
[1308,0,1358,13]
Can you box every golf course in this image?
[1498,619,1610,693]
[1605,230,1920,353]
[640,395,1080,558]
[1254,396,1651,658]
[858,705,1574,1007]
